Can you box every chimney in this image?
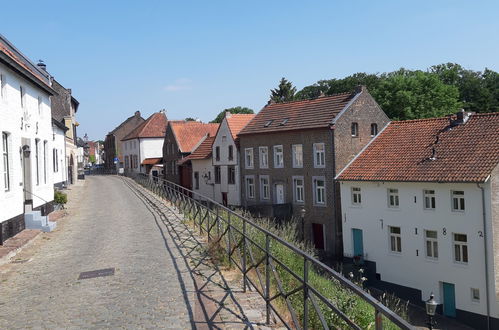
[318,91,326,98]
[354,85,367,94]
[135,111,141,117]
[455,109,471,125]
[225,111,232,118]
[37,60,47,71]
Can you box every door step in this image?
[24,211,57,232]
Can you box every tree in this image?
[270,77,296,103]
[210,106,254,123]
[185,117,196,121]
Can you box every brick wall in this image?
[104,113,144,168]
[162,125,182,184]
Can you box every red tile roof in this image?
[170,121,219,153]
[142,157,163,165]
[337,113,499,183]
[122,112,167,141]
[238,92,356,135]
[179,136,215,164]
[226,114,256,139]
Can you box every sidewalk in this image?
[0,229,41,266]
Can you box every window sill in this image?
[386,207,401,211]
[313,165,326,169]
[350,204,362,209]
[453,261,469,268]
[388,252,402,257]
[313,203,327,208]
[424,257,439,263]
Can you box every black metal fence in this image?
[84,167,118,175]
[127,172,413,330]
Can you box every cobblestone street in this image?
[0,176,269,329]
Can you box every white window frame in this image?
[43,140,47,184]
[259,146,268,169]
[387,188,399,208]
[313,143,325,168]
[425,230,438,259]
[38,96,43,115]
[260,175,270,200]
[313,176,326,206]
[451,190,465,212]
[389,226,402,253]
[292,144,303,168]
[273,145,283,168]
[471,288,480,303]
[292,176,304,203]
[20,85,26,108]
[245,148,254,169]
[453,233,468,264]
[423,189,436,210]
[245,175,255,199]
[351,187,361,206]
[2,132,10,191]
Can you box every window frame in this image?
[2,132,10,191]
[244,148,254,169]
[293,176,305,203]
[20,85,26,108]
[43,140,47,184]
[351,187,362,206]
[313,143,325,168]
[228,165,236,185]
[313,176,326,206]
[292,144,303,168]
[214,165,221,184]
[0,73,5,98]
[370,123,378,137]
[215,146,220,161]
[387,188,400,208]
[451,190,465,212]
[471,288,480,303]
[389,226,402,253]
[423,189,436,210]
[260,175,270,200]
[351,122,359,137]
[228,145,234,161]
[35,139,40,185]
[425,230,438,259]
[453,233,468,264]
[273,145,284,168]
[245,175,255,199]
[259,146,269,169]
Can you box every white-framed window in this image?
[389,226,402,253]
[43,140,47,184]
[0,73,6,98]
[370,123,378,136]
[293,176,304,203]
[2,132,10,191]
[471,288,480,302]
[313,143,325,168]
[351,122,359,137]
[451,190,465,212]
[313,177,326,205]
[292,144,303,168]
[424,189,436,210]
[214,165,221,184]
[245,148,254,169]
[228,166,235,184]
[259,146,268,168]
[388,188,399,208]
[245,176,255,199]
[38,96,43,115]
[35,139,40,185]
[53,148,58,173]
[20,85,26,108]
[260,175,270,200]
[425,230,438,259]
[351,187,361,205]
[273,145,283,168]
[453,233,468,264]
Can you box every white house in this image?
[51,118,67,188]
[122,111,167,174]
[0,34,57,243]
[211,112,255,206]
[337,111,499,329]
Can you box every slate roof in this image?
[337,113,499,183]
[226,114,256,139]
[238,92,356,135]
[122,112,167,141]
[179,136,215,164]
[170,121,219,153]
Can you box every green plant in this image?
[54,190,67,204]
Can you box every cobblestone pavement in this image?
[0,176,276,329]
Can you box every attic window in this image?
[279,118,289,126]
[264,120,273,127]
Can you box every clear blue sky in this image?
[2,1,498,140]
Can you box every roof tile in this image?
[171,121,219,153]
[122,112,167,140]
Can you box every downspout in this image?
[477,181,491,330]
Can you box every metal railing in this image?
[127,172,413,330]
[84,167,118,175]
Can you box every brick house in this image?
[104,111,144,170]
[162,121,218,188]
[336,111,499,328]
[238,86,389,257]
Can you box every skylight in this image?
[264,120,273,127]
[279,118,289,126]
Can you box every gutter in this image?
[477,179,491,330]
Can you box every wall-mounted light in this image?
[22,145,31,158]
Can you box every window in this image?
[313,177,326,205]
[279,118,289,126]
[0,74,5,98]
[194,172,199,189]
[389,226,402,253]
[471,288,480,302]
[2,132,9,191]
[259,146,268,168]
[244,148,254,169]
[35,139,40,185]
[214,166,221,184]
[20,85,25,108]
[453,233,468,263]
[351,187,361,205]
[215,146,220,161]
[228,166,235,184]
[43,141,47,184]
[388,188,399,208]
[351,122,358,137]
[425,230,438,259]
[171,161,175,174]
[53,148,58,173]
[293,177,304,203]
[370,123,378,136]
[452,191,465,211]
[264,120,273,127]
[246,176,255,199]
[422,189,436,210]
[228,145,233,161]
[292,144,303,168]
[125,155,130,169]
[313,143,325,168]
[260,176,270,200]
[273,145,283,168]
[38,96,42,115]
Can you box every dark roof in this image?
[337,113,499,183]
[108,111,145,135]
[122,112,167,141]
[51,79,74,122]
[170,121,219,153]
[179,136,215,164]
[238,91,357,135]
[52,118,68,132]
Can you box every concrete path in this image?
[0,175,274,329]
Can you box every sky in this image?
[1,1,498,140]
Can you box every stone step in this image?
[24,212,57,232]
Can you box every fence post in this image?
[242,218,247,293]
[375,309,383,330]
[265,233,270,325]
[227,212,232,267]
[303,258,309,330]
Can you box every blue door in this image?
[443,282,456,317]
[352,229,364,263]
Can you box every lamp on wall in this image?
[300,206,306,241]
[202,172,210,184]
[425,293,438,330]
[22,145,30,158]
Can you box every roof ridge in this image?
[266,91,353,107]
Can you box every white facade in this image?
[0,60,54,223]
[123,137,164,174]
[340,180,498,319]
[51,122,67,187]
[212,118,242,206]
[192,158,215,201]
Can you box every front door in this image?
[312,223,325,250]
[352,229,364,263]
[222,192,228,207]
[276,184,284,204]
[443,282,456,317]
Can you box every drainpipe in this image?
[477,182,491,330]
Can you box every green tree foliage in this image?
[89,154,96,164]
[185,117,196,121]
[270,77,297,103]
[210,106,254,123]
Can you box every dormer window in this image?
[351,122,359,137]
[279,118,289,126]
[264,120,273,127]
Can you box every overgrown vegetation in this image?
[54,190,67,205]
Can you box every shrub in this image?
[54,190,67,205]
